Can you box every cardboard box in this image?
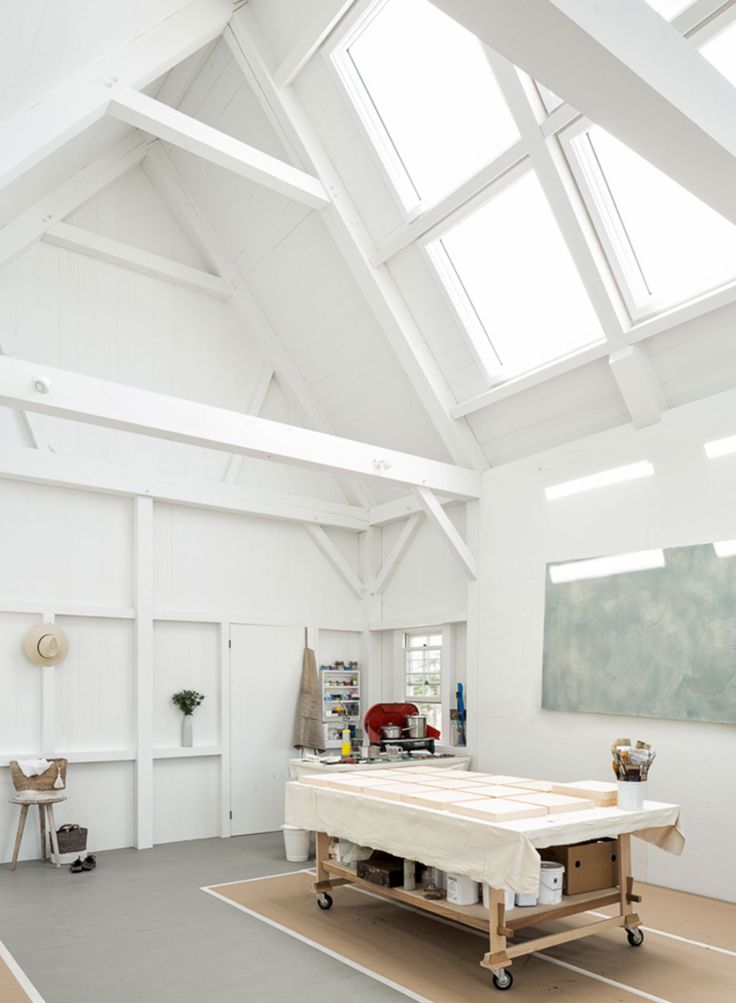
[540,839,619,895]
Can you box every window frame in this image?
[560,113,736,322]
[403,630,443,715]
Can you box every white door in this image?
[229,623,304,834]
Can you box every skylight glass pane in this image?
[643,0,689,18]
[701,19,736,84]
[343,0,519,208]
[432,171,603,377]
[573,126,736,309]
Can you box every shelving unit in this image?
[320,662,361,748]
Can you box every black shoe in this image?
[70,857,83,873]
[81,854,96,871]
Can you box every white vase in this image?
[181,714,193,748]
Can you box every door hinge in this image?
[228,639,232,649]
[229,810,233,820]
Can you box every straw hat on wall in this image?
[23,624,69,666]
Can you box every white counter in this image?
[288,753,471,779]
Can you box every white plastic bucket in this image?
[617,780,646,810]
[447,873,480,905]
[281,824,310,862]
[515,890,538,907]
[538,861,565,905]
[482,884,515,911]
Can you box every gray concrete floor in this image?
[0,833,406,1003]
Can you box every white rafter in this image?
[414,487,477,580]
[108,87,329,209]
[303,524,365,597]
[0,448,368,531]
[0,133,153,271]
[226,12,488,474]
[428,0,736,225]
[0,355,481,498]
[609,346,668,429]
[141,141,375,510]
[273,0,362,88]
[0,0,233,194]
[43,221,229,299]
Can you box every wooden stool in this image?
[8,792,67,870]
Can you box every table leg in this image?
[38,804,47,861]
[482,886,512,975]
[315,832,330,885]
[46,804,61,868]
[617,833,641,929]
[10,805,30,871]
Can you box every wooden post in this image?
[10,805,29,871]
[315,831,330,885]
[38,805,47,861]
[482,886,512,971]
[617,832,641,927]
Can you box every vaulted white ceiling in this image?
[3,0,736,509]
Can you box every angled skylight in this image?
[333,0,519,210]
[427,170,604,379]
[643,0,690,18]
[701,18,736,84]
[567,125,736,315]
[549,549,665,584]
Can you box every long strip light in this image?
[704,434,736,459]
[544,461,654,500]
[713,540,736,558]
[549,548,665,584]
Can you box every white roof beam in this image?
[429,0,736,225]
[108,87,329,209]
[273,1,361,88]
[0,0,232,194]
[142,142,374,509]
[414,487,477,580]
[303,524,365,598]
[223,366,274,484]
[226,13,488,473]
[0,345,52,451]
[0,355,481,499]
[0,448,368,531]
[43,222,229,299]
[0,133,153,271]
[609,346,668,429]
[368,493,458,526]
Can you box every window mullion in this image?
[485,49,630,346]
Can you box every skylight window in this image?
[427,170,604,379]
[643,0,690,18]
[702,18,736,84]
[333,0,519,211]
[566,125,736,315]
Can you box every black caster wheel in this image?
[626,927,644,947]
[492,969,513,991]
[316,892,333,910]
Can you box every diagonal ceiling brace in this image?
[414,487,477,580]
[303,523,365,597]
[371,514,423,595]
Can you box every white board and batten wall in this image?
[475,387,736,903]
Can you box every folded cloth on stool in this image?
[17,758,52,777]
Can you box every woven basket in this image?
[53,824,87,855]
[9,759,68,792]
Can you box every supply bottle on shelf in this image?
[341,726,352,757]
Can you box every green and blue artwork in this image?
[542,543,736,724]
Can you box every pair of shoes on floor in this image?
[70,854,96,874]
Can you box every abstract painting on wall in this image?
[542,542,736,724]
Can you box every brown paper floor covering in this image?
[208,871,736,1002]
[0,947,37,1003]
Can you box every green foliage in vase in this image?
[172,689,205,716]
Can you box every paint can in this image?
[538,861,565,905]
[482,884,515,911]
[446,873,480,905]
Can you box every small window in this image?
[333,0,519,211]
[702,18,736,85]
[567,125,736,314]
[427,169,604,379]
[643,0,690,17]
[404,631,442,733]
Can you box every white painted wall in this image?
[475,388,736,902]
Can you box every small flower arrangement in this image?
[172,690,205,716]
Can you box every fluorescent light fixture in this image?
[713,540,736,558]
[704,434,736,459]
[549,548,665,584]
[545,461,654,500]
